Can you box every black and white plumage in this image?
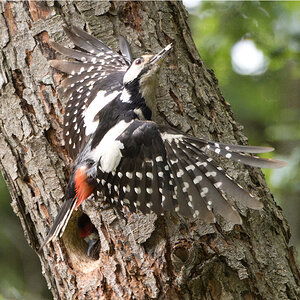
[42,25,286,248]
[50,26,132,158]
[94,121,285,224]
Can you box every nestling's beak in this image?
[149,42,173,65]
[87,237,99,257]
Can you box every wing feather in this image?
[170,142,242,223]
[49,27,130,158]
[93,122,285,223]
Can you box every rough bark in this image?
[0,1,299,299]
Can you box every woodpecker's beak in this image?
[149,42,173,66]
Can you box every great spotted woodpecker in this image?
[41,26,286,248]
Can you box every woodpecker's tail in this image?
[39,198,77,250]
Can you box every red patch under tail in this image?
[74,166,94,210]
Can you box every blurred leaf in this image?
[189,0,300,263]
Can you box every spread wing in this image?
[50,25,130,158]
[95,120,175,217]
[94,122,285,223]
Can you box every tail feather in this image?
[39,198,76,250]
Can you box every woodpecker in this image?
[41,26,286,248]
[78,214,100,258]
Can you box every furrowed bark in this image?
[0,1,299,299]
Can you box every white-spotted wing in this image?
[95,121,286,224]
[95,120,177,217]
[50,26,130,158]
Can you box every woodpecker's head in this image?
[122,43,173,119]
[123,43,173,85]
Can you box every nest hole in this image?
[173,247,190,263]
[62,212,100,269]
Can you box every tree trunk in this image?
[0,1,299,299]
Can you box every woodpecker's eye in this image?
[135,58,143,65]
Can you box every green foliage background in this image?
[189,0,300,258]
[0,1,299,299]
